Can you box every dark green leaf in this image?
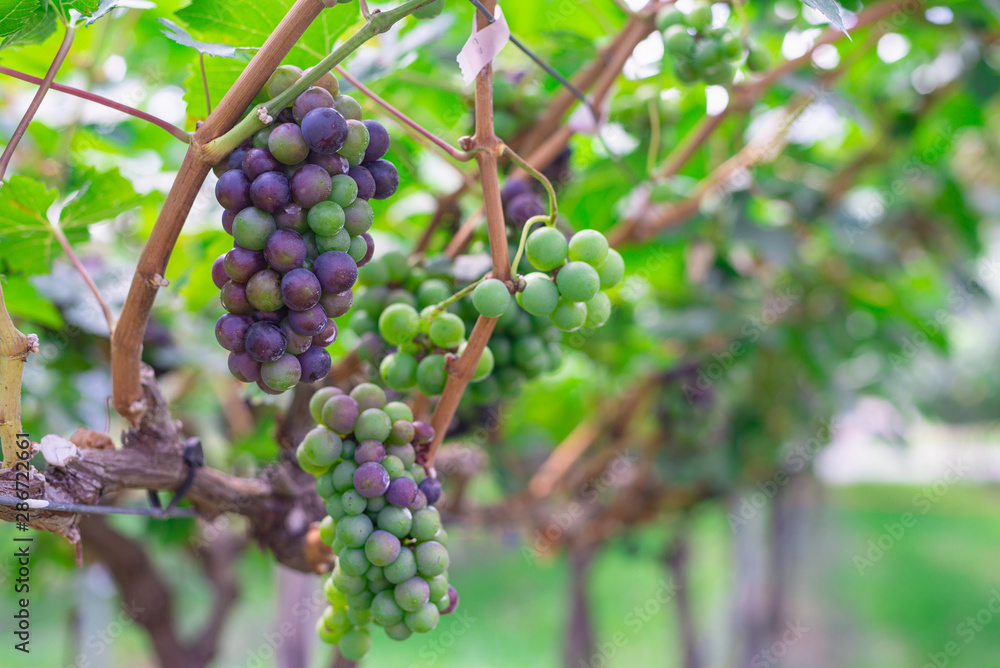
[0,0,38,37]
[52,0,100,24]
[0,0,56,49]
[60,167,141,228]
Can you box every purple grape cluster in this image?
[299,384,457,661]
[211,66,400,394]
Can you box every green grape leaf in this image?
[51,0,100,23]
[0,0,38,36]
[801,0,849,36]
[0,0,56,49]
[60,167,141,228]
[0,175,60,275]
[0,276,63,329]
[158,17,240,58]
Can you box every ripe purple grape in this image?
[354,440,386,464]
[313,318,338,346]
[354,462,390,498]
[500,178,532,209]
[314,251,358,294]
[362,120,390,162]
[413,421,435,445]
[319,290,353,318]
[250,171,291,214]
[308,151,349,176]
[215,169,252,210]
[228,352,261,382]
[290,163,333,208]
[211,253,228,289]
[221,209,237,235]
[442,585,459,615]
[246,269,284,312]
[261,353,301,391]
[221,281,253,315]
[301,107,348,155]
[253,308,287,324]
[267,123,310,165]
[293,86,336,123]
[418,478,442,505]
[366,159,399,200]
[343,199,374,236]
[281,318,314,355]
[245,321,287,363]
[281,267,322,311]
[348,166,376,200]
[256,378,284,395]
[386,477,419,508]
[263,229,307,273]
[242,147,282,180]
[297,345,332,383]
[288,303,328,336]
[227,147,249,172]
[359,232,375,267]
[322,394,359,435]
[506,192,545,227]
[274,205,308,233]
[215,313,253,352]
[225,246,268,283]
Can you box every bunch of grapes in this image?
[658,4,769,85]
[299,383,457,661]
[520,226,624,332]
[210,65,400,394]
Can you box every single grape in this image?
[334,94,363,120]
[686,4,714,30]
[309,151,350,176]
[310,386,343,423]
[387,443,416,468]
[568,229,610,266]
[656,7,684,30]
[384,621,412,641]
[526,226,568,271]
[380,353,418,391]
[221,281,253,315]
[338,627,372,662]
[596,249,625,289]
[472,279,511,318]
[227,147,249,172]
[387,419,415,446]
[263,228,307,273]
[385,476,418,508]
[348,166,376,200]
[471,344,494,382]
[384,547,417,584]
[442,585,459,615]
[746,45,770,72]
[404,603,440,634]
[242,147,282,180]
[416,279,450,309]
[413,421,435,445]
[664,25,695,57]
[416,355,447,396]
[314,251,358,294]
[721,32,743,59]
[313,318,338,347]
[347,235,367,263]
[358,233,376,267]
[300,426,343,467]
[340,119,370,157]
[362,120,390,162]
[292,86,335,123]
[316,228,351,253]
[394,576,430,613]
[377,506,412,539]
[261,352,301,391]
[429,313,465,349]
[225,246,268,283]
[318,290,353,319]
[228,352,261,382]
[215,313,253,352]
[265,64,303,98]
[298,345,332,383]
[365,530,402,567]
[221,209,237,235]
[329,173,358,208]
[215,169,252,210]
[411,508,441,541]
[341,489,368,516]
[304,66,339,96]
[233,207,276,251]
[252,127,274,149]
[506,192,545,227]
[584,292,612,328]
[373,590,405,626]
[280,268,322,311]
[418,478,442,505]
[256,378,284,395]
[343,199,374,236]
[366,159,399,200]
[288,303,329,336]
[301,107,348,155]
[306,200,345,237]
[354,408,391,443]
[354,440,386,464]
[517,272,559,316]
[703,62,735,85]
[289,163,333,208]
[379,303,420,345]
[337,513,374,549]
[694,39,723,69]
[555,262,600,302]
[246,269,284,312]
[265,123,308,165]
[326,494,346,520]
[254,307,287,324]
[415,541,449,577]
[351,383,386,412]
[384,401,414,424]
[274,204,308,233]
[550,298,587,332]
[332,459,359,492]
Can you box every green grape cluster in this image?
[301,384,458,661]
[658,4,767,85]
[520,227,624,332]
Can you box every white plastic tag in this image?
[457,4,511,85]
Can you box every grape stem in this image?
[200,0,441,164]
[0,26,76,183]
[335,66,475,162]
[359,0,371,18]
[509,215,549,276]
[503,145,557,223]
[427,278,485,319]
[0,282,35,468]
[200,53,213,115]
[0,66,190,144]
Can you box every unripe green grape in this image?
[664,25,695,58]
[415,541,449,577]
[340,119,370,158]
[427,574,449,602]
[333,460,359,491]
[416,354,448,396]
[297,444,330,476]
[341,440,356,460]
[388,419,416,446]
[384,401,414,423]
[656,7,684,31]
[378,505,413,538]
[332,565,367,595]
[416,279,451,309]
[404,602,440,633]
[350,310,376,335]
[319,516,337,545]
[685,5,713,30]
[360,258,390,286]
[307,201,345,237]
[568,230,610,267]
[350,382,386,410]
[341,489,368,515]
[584,292,612,328]
[472,279,511,318]
[336,513,374,548]
[746,45,770,72]
[266,65,303,98]
[367,495,387,513]
[471,344,494,382]
[517,273,559,316]
[338,627,372,661]
[317,472,336,501]
[382,454,406,480]
[434,593,450,612]
[253,126,273,148]
[316,616,342,645]
[366,529,402,567]
[429,313,465,349]
[411,507,441,541]
[551,299,587,332]
[526,226,568,271]
[325,577,347,606]
[388,443,416,467]
[675,60,698,83]
[346,589,375,611]
[300,426,343,468]
[323,605,350,633]
[381,353,418,391]
[355,408,392,442]
[556,262,600,302]
[721,32,743,59]
[694,39,723,69]
[596,249,625,289]
[338,547,370,576]
[384,547,418,583]
[382,250,409,284]
[347,235,367,263]
[379,303,421,345]
[373,590,405,625]
[347,608,372,626]
[703,62,735,86]
[434,527,449,547]
[329,173,358,208]
[385,621,412,640]
[394,576,431,612]
[316,228,351,253]
[309,387,343,423]
[334,94,363,121]
[325,494,346,520]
